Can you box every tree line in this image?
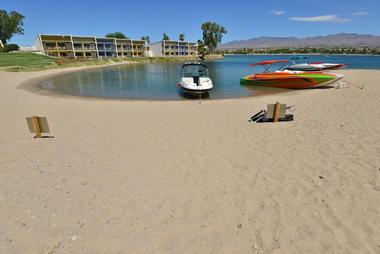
[1,8,228,58]
[4,8,379,57]
[104,32,186,44]
[89,22,227,59]
[215,47,380,55]
[0,10,24,52]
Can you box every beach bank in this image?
[0,68,379,253]
[0,52,224,72]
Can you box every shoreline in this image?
[223,53,380,56]
[0,54,225,72]
[15,61,378,102]
[17,62,296,102]
[14,59,377,102]
[1,67,379,253]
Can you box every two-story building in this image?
[149,40,198,57]
[35,34,148,59]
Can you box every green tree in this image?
[0,10,25,44]
[105,32,129,39]
[179,33,185,41]
[197,39,208,60]
[201,21,227,53]
[163,33,170,41]
[141,35,150,43]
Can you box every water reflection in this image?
[178,88,210,99]
[241,84,290,96]
[41,57,290,100]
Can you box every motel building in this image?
[35,34,148,59]
[149,40,198,57]
[35,35,199,59]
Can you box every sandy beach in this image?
[0,67,379,253]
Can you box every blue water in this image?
[40,55,380,100]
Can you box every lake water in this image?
[40,55,380,100]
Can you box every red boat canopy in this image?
[249,60,289,67]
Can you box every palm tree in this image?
[163,33,170,41]
[105,32,129,39]
[179,34,185,41]
[141,35,150,43]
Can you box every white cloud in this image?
[289,14,350,23]
[269,10,285,16]
[352,11,370,16]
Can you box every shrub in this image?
[1,44,19,52]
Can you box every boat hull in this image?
[241,72,343,89]
[179,85,213,92]
[285,63,346,71]
[178,77,213,91]
[179,89,210,99]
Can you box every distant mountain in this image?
[219,33,380,49]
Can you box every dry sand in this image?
[0,66,379,254]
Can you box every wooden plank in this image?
[273,102,281,122]
[38,117,50,133]
[26,117,35,133]
[267,103,286,120]
[26,116,50,138]
[32,116,41,138]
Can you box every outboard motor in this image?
[193,76,200,86]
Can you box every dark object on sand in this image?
[249,103,294,123]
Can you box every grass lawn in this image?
[0,52,122,71]
[0,52,55,68]
[0,52,215,72]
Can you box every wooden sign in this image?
[26,116,50,138]
[267,103,286,122]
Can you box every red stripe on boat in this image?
[249,60,289,67]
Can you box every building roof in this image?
[149,40,198,46]
[37,34,145,43]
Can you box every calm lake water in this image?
[40,55,380,100]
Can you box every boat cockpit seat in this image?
[193,76,200,86]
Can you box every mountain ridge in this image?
[219,33,380,49]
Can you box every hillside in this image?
[219,33,380,49]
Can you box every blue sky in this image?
[2,0,379,46]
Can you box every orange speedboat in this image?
[241,60,344,89]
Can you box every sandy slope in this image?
[0,67,379,254]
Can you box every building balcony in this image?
[74,47,96,51]
[46,49,73,52]
[98,48,116,51]
[118,46,132,51]
[45,45,72,50]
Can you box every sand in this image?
[0,66,379,254]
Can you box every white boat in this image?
[284,56,346,71]
[285,63,346,71]
[178,62,213,91]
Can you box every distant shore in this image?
[223,53,380,56]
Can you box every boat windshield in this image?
[182,65,208,78]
